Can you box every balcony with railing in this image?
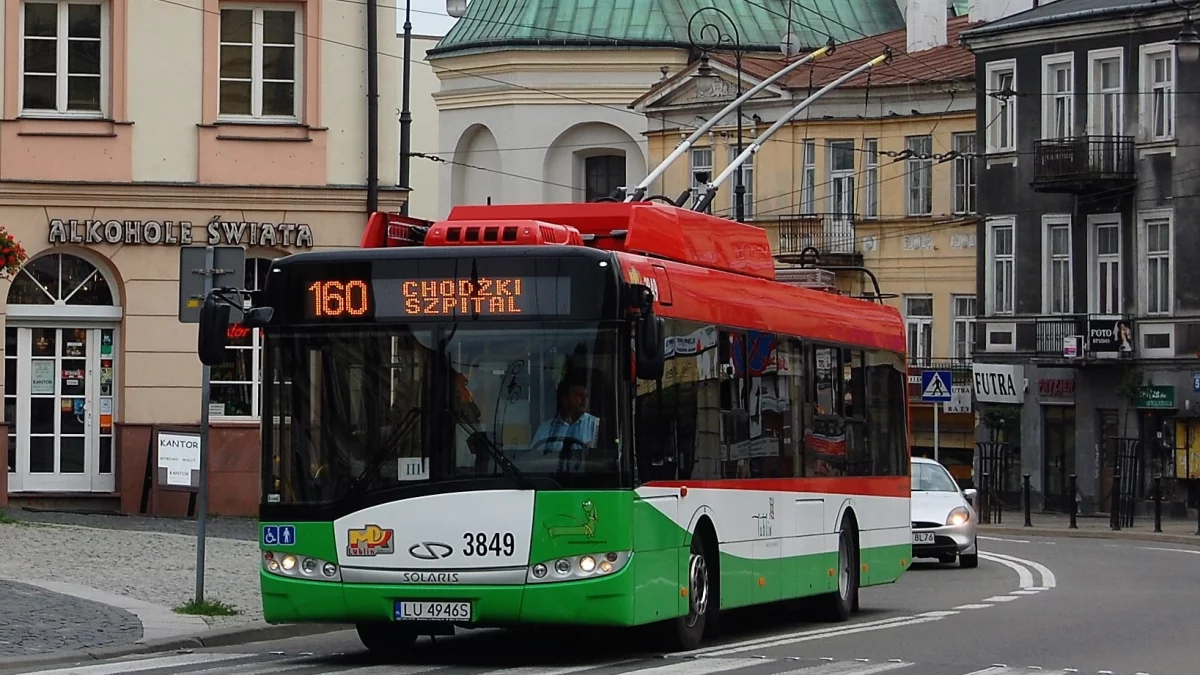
[979,314,1135,359]
[1031,135,1136,193]
[774,213,861,265]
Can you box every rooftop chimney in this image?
[907,0,947,52]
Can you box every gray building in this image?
[960,0,1200,516]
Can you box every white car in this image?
[910,456,978,568]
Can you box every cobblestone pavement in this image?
[0,507,257,541]
[0,580,141,657]
[0,517,263,631]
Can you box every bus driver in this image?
[532,378,599,470]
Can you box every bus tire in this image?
[819,522,858,622]
[355,622,416,654]
[666,532,713,651]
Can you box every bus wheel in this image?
[666,534,711,650]
[820,523,857,622]
[355,622,417,655]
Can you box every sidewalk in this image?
[0,507,339,670]
[979,510,1200,545]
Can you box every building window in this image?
[219,6,301,120]
[863,139,879,218]
[210,257,274,419]
[905,135,932,216]
[952,133,976,214]
[584,154,625,202]
[1090,218,1121,315]
[1139,212,1172,316]
[904,295,933,367]
[829,140,855,219]
[1087,48,1123,137]
[987,218,1015,315]
[952,295,976,360]
[689,147,712,203]
[1044,216,1072,314]
[1042,54,1073,139]
[1140,43,1175,141]
[20,1,107,116]
[728,146,754,219]
[985,60,1016,153]
[800,140,816,215]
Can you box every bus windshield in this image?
[263,323,625,506]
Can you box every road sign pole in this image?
[933,402,940,463]
[195,245,215,604]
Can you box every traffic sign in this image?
[178,245,246,323]
[921,370,953,402]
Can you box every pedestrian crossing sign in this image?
[920,370,953,402]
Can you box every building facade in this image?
[428,0,908,219]
[634,12,982,481]
[0,0,406,516]
[961,0,1200,515]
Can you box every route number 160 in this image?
[307,280,370,318]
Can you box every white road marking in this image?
[469,664,638,675]
[962,670,1073,675]
[1009,590,1041,595]
[1138,545,1200,555]
[978,536,1030,543]
[21,653,257,675]
[694,616,944,656]
[978,552,1034,588]
[618,658,768,675]
[953,603,993,609]
[982,595,1020,602]
[682,616,928,656]
[982,551,1057,588]
[772,661,914,674]
[916,610,959,618]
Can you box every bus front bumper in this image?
[260,568,637,627]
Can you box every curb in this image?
[980,524,1200,546]
[0,622,346,673]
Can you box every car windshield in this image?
[911,461,959,492]
[262,323,624,506]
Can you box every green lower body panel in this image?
[261,567,637,627]
[261,541,910,626]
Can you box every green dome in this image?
[428,0,906,57]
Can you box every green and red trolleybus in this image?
[196,200,912,654]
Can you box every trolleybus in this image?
[196,201,912,654]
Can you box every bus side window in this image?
[843,349,870,476]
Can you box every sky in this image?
[397,0,462,38]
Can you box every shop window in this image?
[210,257,273,419]
[218,5,302,121]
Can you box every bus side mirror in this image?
[197,294,232,366]
[636,311,665,382]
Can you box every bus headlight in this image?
[527,551,631,584]
[263,551,341,582]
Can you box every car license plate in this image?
[913,531,935,544]
[394,601,472,622]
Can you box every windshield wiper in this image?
[450,412,536,490]
[343,407,423,495]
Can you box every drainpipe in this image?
[367,0,380,215]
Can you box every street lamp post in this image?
[1172,0,1200,63]
[688,7,746,222]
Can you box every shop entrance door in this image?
[1042,405,1076,512]
[8,326,117,493]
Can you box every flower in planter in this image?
[0,227,28,280]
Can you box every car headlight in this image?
[527,551,631,583]
[947,506,970,526]
[263,551,341,582]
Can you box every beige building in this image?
[633,12,983,479]
[0,0,406,515]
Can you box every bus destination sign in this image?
[384,277,571,318]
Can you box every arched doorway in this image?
[5,251,122,493]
